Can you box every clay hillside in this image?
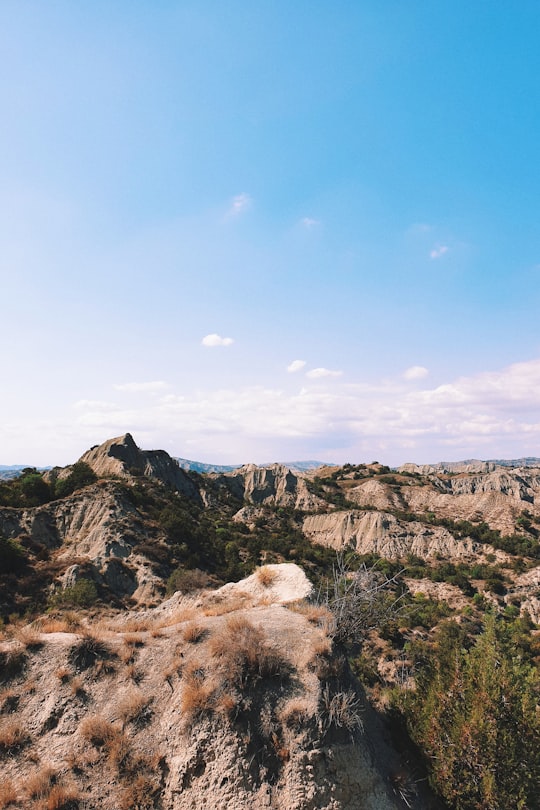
[1,435,539,809]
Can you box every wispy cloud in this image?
[114,381,169,393]
[403,366,429,381]
[287,359,306,373]
[300,217,320,229]
[69,357,540,464]
[227,192,252,218]
[306,367,343,379]
[202,333,234,347]
[430,245,449,260]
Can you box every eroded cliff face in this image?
[0,565,408,810]
[218,463,324,512]
[302,510,479,560]
[0,482,164,604]
[345,467,540,534]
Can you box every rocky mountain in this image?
[1,435,539,808]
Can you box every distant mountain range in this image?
[174,458,327,474]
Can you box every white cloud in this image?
[227,193,252,217]
[114,381,169,393]
[403,366,429,380]
[300,217,320,228]
[287,359,306,373]
[202,333,234,347]
[7,357,540,468]
[430,245,449,259]
[306,368,343,379]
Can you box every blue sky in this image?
[2,1,540,466]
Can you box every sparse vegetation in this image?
[255,565,278,587]
[0,779,18,809]
[0,719,30,754]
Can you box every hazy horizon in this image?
[2,2,540,467]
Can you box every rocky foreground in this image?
[0,564,415,810]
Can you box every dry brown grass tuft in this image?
[180,676,217,723]
[69,676,86,699]
[182,621,208,644]
[117,690,152,726]
[122,633,145,648]
[45,782,81,810]
[106,730,133,774]
[0,688,19,715]
[80,715,134,774]
[0,719,30,753]
[202,593,253,617]
[79,715,118,747]
[55,666,72,684]
[119,773,160,810]
[14,626,43,651]
[0,779,18,808]
[26,766,56,800]
[208,616,286,685]
[255,566,278,587]
[278,697,312,729]
[153,605,197,629]
[124,663,143,684]
[118,618,153,633]
[214,691,238,719]
[0,648,27,684]
[38,612,82,634]
[289,601,334,628]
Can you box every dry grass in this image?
[69,676,86,698]
[13,626,43,651]
[45,782,81,809]
[182,621,208,644]
[117,618,153,633]
[117,690,152,725]
[37,613,82,633]
[0,688,19,715]
[0,779,18,808]
[119,773,160,810]
[69,633,115,672]
[79,715,134,774]
[124,663,143,683]
[0,648,27,684]
[278,697,312,729]
[208,616,286,685]
[289,601,334,628]
[162,656,184,684]
[0,719,30,753]
[153,604,198,629]
[55,666,72,684]
[203,593,254,617]
[319,684,363,734]
[106,730,132,774]
[255,566,278,587]
[122,633,145,648]
[180,674,217,724]
[80,715,118,747]
[26,766,56,800]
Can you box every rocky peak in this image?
[79,434,199,498]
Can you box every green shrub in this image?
[55,462,97,499]
[50,579,98,607]
[0,536,27,573]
